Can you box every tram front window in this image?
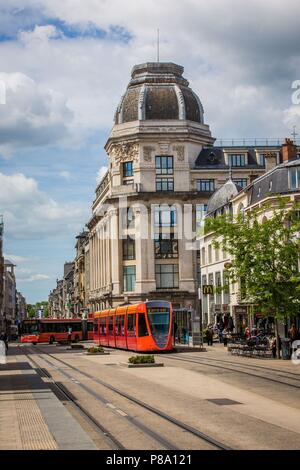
[147,307,170,347]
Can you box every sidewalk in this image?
[0,346,97,450]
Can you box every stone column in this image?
[110,208,121,296]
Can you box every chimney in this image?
[265,152,277,172]
[282,138,297,162]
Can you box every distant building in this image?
[63,261,75,318]
[74,231,89,317]
[3,259,17,334]
[16,291,27,322]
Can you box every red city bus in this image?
[94,300,173,352]
[20,318,94,344]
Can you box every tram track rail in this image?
[24,344,233,450]
[18,345,124,450]
[181,355,300,380]
[22,345,179,451]
[162,354,300,389]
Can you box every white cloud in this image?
[0,72,74,155]
[3,254,29,263]
[0,1,298,143]
[19,25,62,45]
[96,166,108,184]
[20,274,51,282]
[0,172,88,240]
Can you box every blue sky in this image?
[1,0,300,303]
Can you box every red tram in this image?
[94,300,173,352]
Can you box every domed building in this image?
[114,62,204,124]
[87,61,279,333]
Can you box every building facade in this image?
[3,259,17,333]
[16,291,27,322]
[200,139,300,333]
[87,61,279,313]
[74,231,89,317]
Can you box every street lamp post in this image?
[198,287,203,348]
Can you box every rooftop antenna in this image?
[157,28,160,62]
[291,125,298,141]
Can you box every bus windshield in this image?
[21,322,39,335]
[147,307,170,347]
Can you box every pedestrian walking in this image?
[270,336,277,359]
[206,326,214,346]
[222,328,228,347]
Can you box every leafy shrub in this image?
[87,346,104,353]
[128,355,155,364]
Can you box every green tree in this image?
[205,200,300,356]
[26,304,36,318]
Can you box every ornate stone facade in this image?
[88,62,269,314]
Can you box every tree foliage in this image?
[205,200,300,320]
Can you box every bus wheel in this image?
[32,343,37,346]
[49,336,55,345]
[74,335,80,343]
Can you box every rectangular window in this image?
[127,314,136,334]
[197,264,201,283]
[116,315,125,336]
[125,207,135,229]
[258,154,266,166]
[208,245,212,263]
[215,271,222,304]
[138,313,149,337]
[228,154,246,167]
[154,234,178,259]
[108,316,113,333]
[197,179,215,192]
[123,266,136,292]
[202,275,208,315]
[201,247,206,265]
[208,273,214,303]
[123,237,135,260]
[100,317,106,336]
[154,206,177,227]
[155,156,173,175]
[196,204,208,228]
[289,167,300,189]
[155,264,179,289]
[123,161,133,177]
[156,178,174,191]
[233,178,248,188]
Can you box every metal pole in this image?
[198,287,203,348]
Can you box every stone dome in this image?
[207,179,241,214]
[115,62,204,124]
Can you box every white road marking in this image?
[116,409,128,417]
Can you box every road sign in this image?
[202,285,214,295]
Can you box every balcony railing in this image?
[214,138,300,147]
